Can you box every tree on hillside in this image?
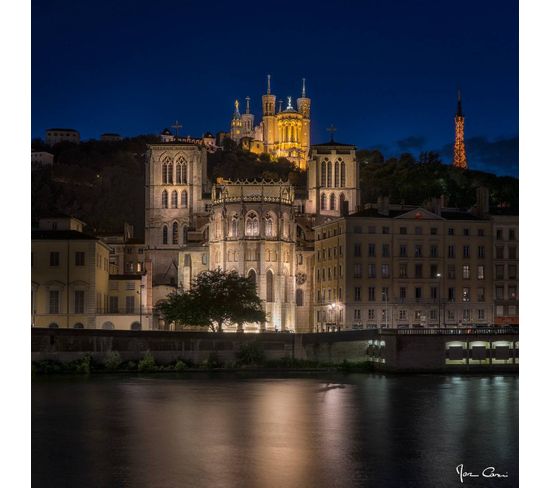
[156,269,266,332]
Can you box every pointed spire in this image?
[245,96,250,114]
[267,74,271,95]
[278,100,283,113]
[302,78,306,98]
[456,88,463,117]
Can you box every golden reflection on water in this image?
[32,375,518,488]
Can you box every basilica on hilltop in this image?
[228,75,311,170]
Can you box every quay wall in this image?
[31,328,518,373]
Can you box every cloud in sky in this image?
[439,136,519,176]
[396,135,426,152]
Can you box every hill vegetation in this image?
[31,137,518,238]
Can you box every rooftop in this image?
[32,230,99,241]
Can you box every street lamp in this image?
[329,302,336,332]
[382,290,388,329]
[436,273,442,328]
[137,284,145,330]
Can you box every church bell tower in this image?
[262,74,277,152]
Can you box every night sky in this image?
[32,0,518,176]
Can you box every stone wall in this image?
[31,328,519,372]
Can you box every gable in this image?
[394,208,444,221]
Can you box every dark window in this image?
[50,252,60,266]
[399,244,407,257]
[368,287,375,301]
[382,226,390,234]
[354,287,361,301]
[415,264,423,278]
[399,227,407,235]
[75,252,85,266]
[49,290,59,313]
[448,288,456,302]
[448,245,455,258]
[448,228,454,236]
[382,243,390,257]
[354,242,361,257]
[368,243,376,257]
[74,291,85,313]
[430,227,437,235]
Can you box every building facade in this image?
[312,201,496,331]
[45,128,80,146]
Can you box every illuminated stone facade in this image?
[209,179,297,332]
[229,76,311,170]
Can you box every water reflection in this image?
[32,374,518,488]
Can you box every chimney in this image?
[475,186,490,217]
[378,195,390,216]
[440,194,448,209]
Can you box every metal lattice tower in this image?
[453,90,468,169]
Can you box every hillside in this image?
[31,138,518,239]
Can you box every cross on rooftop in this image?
[171,120,182,137]
[326,124,337,142]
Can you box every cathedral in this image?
[229,76,311,170]
[145,121,361,332]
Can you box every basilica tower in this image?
[453,90,468,169]
[230,99,243,142]
[262,75,277,152]
[296,78,311,167]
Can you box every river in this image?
[32,373,518,487]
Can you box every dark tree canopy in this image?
[31,137,518,238]
[156,269,267,332]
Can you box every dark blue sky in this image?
[32,0,518,176]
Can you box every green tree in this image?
[156,269,266,332]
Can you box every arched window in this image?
[321,160,327,187]
[245,212,259,236]
[340,193,346,213]
[162,225,168,245]
[48,323,59,329]
[175,158,188,184]
[248,269,257,288]
[265,216,274,237]
[171,190,178,208]
[181,162,187,184]
[327,161,332,187]
[330,193,336,210]
[73,322,84,329]
[334,162,340,188]
[167,162,173,184]
[102,321,114,330]
[181,190,188,208]
[231,216,238,237]
[321,193,327,210]
[162,162,169,184]
[182,225,188,243]
[340,161,346,187]
[131,322,141,331]
[161,190,168,208]
[266,270,274,302]
[172,222,179,244]
[296,289,304,307]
